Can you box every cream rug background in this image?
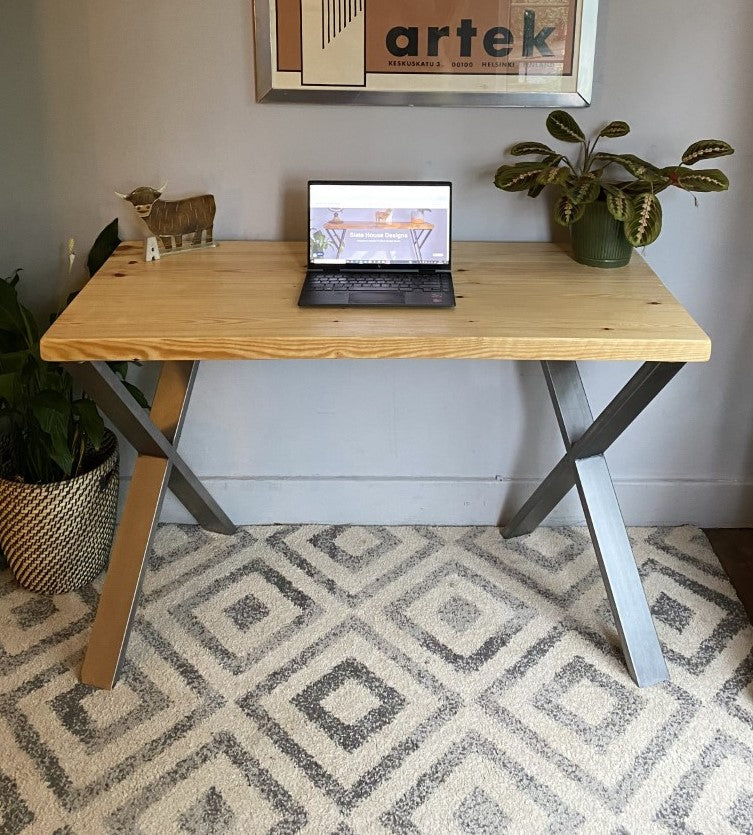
[1,525,752,834]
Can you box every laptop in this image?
[298,180,455,308]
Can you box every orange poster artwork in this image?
[253,0,598,105]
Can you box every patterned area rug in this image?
[1,525,752,834]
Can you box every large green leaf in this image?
[0,370,20,405]
[122,380,150,409]
[19,305,39,348]
[553,194,586,227]
[87,218,120,277]
[31,390,71,438]
[0,348,31,374]
[30,391,73,477]
[615,179,670,196]
[681,140,734,166]
[591,153,664,181]
[625,194,663,246]
[566,176,600,204]
[598,121,630,138]
[536,166,570,187]
[0,278,28,336]
[107,360,129,379]
[605,189,632,222]
[546,110,585,143]
[41,431,74,478]
[73,398,105,448]
[509,141,557,157]
[495,163,550,192]
[675,167,730,192]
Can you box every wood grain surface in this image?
[40,241,711,362]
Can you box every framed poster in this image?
[253,0,598,106]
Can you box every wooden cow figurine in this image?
[116,183,215,249]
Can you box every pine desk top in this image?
[40,241,711,363]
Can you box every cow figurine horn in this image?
[157,181,167,194]
[114,190,128,199]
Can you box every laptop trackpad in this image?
[348,291,405,305]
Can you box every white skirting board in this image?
[114,476,753,528]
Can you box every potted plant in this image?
[0,264,145,594]
[493,110,734,267]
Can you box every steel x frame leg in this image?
[503,360,685,687]
[63,360,237,689]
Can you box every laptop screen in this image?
[308,181,451,268]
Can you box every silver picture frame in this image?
[253,0,599,106]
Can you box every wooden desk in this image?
[41,241,711,690]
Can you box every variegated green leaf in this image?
[553,194,586,227]
[565,176,600,204]
[620,154,662,176]
[545,110,585,143]
[675,167,730,192]
[625,194,662,246]
[536,166,570,187]
[509,141,557,157]
[681,140,734,165]
[606,190,632,222]
[527,183,545,198]
[598,121,630,138]
[615,179,670,196]
[494,163,549,192]
[592,153,664,181]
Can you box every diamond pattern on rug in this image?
[292,658,406,753]
[654,730,753,832]
[105,732,307,834]
[238,615,460,811]
[386,560,535,672]
[167,552,322,676]
[381,731,584,833]
[0,769,34,834]
[268,524,443,605]
[477,620,700,814]
[531,656,645,755]
[0,525,751,833]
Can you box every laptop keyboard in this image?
[309,272,452,293]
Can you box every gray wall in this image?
[2,0,752,526]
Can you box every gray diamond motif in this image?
[0,770,34,834]
[455,786,510,833]
[309,525,400,572]
[729,789,753,833]
[50,667,170,752]
[651,591,693,633]
[12,596,58,630]
[179,786,234,833]
[532,656,645,754]
[168,557,320,675]
[225,593,269,632]
[292,658,406,753]
[381,732,583,832]
[438,594,481,634]
[388,561,534,672]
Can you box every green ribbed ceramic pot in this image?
[570,200,633,268]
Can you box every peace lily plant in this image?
[494,110,734,249]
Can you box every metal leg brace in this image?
[63,360,237,688]
[503,360,685,687]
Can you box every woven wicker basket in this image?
[0,430,119,594]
